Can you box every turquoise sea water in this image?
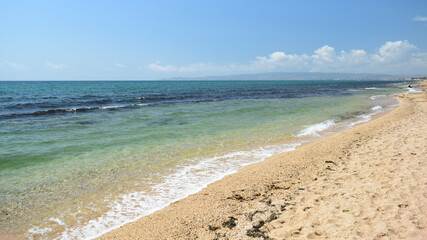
[0,80,410,239]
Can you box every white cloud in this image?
[115,63,125,68]
[46,62,66,70]
[372,40,416,63]
[148,40,427,74]
[255,51,308,65]
[252,52,310,72]
[313,45,336,63]
[414,15,427,21]
[1,61,25,69]
[337,49,368,67]
[148,63,177,72]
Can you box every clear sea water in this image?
[0,80,410,239]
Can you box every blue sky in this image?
[1,0,426,80]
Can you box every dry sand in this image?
[100,81,427,240]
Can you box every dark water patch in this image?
[77,120,97,125]
[0,107,94,119]
[335,110,368,120]
[81,99,113,105]
[0,104,150,120]
[147,118,187,126]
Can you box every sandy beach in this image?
[3,2,427,239]
[98,81,426,240]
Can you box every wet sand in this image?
[97,81,426,239]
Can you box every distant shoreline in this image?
[1,71,424,81]
[163,71,419,81]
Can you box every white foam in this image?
[365,87,378,90]
[405,87,422,93]
[29,142,300,240]
[28,226,53,236]
[100,104,148,109]
[346,105,388,128]
[371,105,382,111]
[99,105,125,109]
[49,217,66,226]
[294,119,336,137]
[348,114,372,127]
[67,107,92,112]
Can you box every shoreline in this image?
[98,81,426,239]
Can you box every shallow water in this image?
[0,80,409,239]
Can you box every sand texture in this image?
[99,82,427,240]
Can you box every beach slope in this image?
[99,82,426,240]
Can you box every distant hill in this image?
[165,72,401,81]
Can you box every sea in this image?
[0,80,415,239]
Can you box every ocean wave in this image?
[347,114,372,127]
[405,87,422,94]
[347,102,393,128]
[371,105,382,111]
[294,119,336,137]
[99,105,127,109]
[347,105,387,127]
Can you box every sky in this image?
[0,0,426,80]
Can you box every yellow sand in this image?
[98,81,427,240]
